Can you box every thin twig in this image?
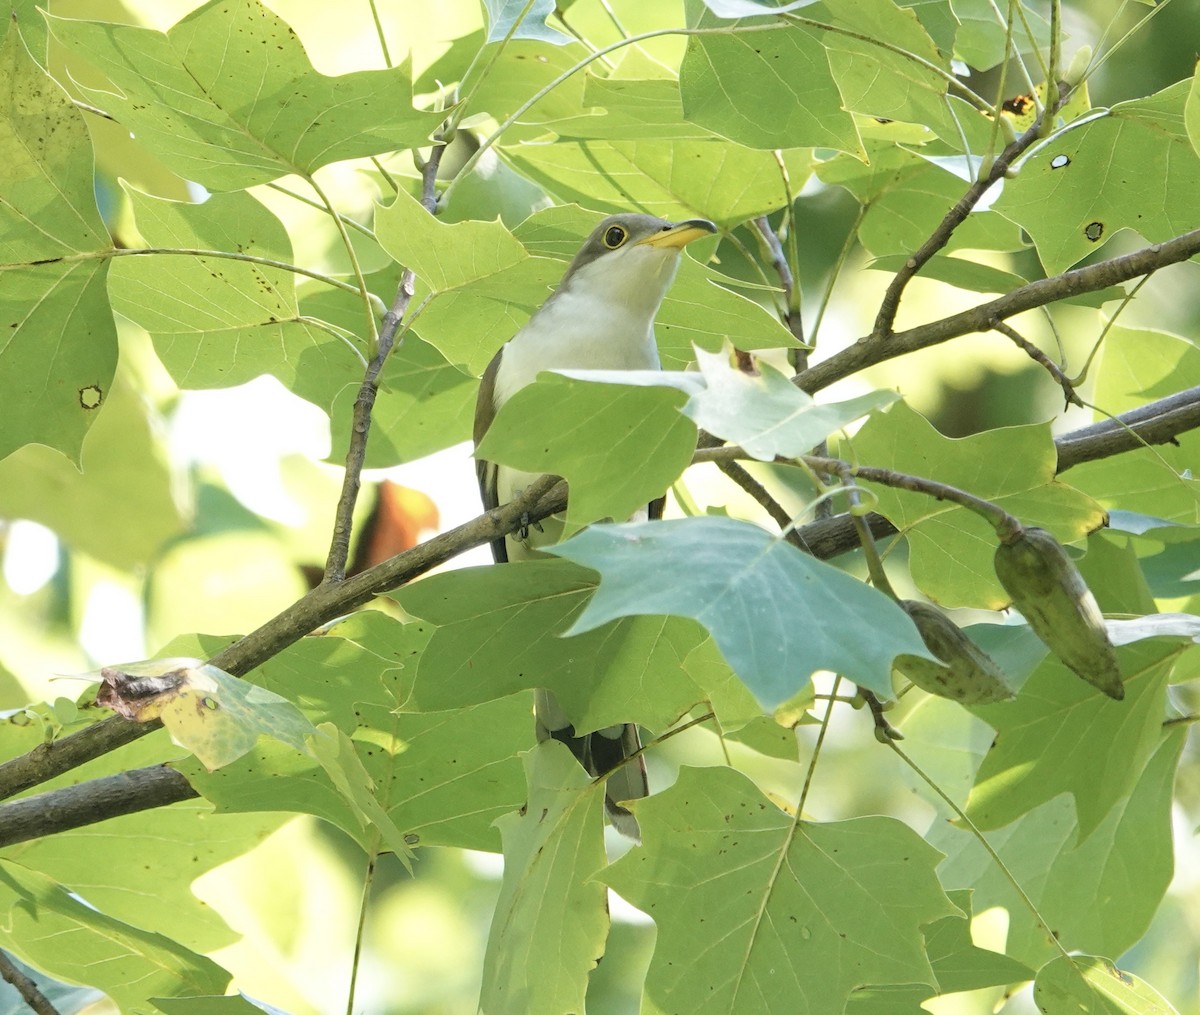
[322,143,447,581]
[751,215,806,362]
[991,318,1082,408]
[716,459,808,551]
[0,951,61,1015]
[870,89,1074,340]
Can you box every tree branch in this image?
[0,766,198,849]
[0,951,62,1015]
[0,475,565,802]
[870,90,1073,340]
[800,228,1200,394]
[6,383,1200,837]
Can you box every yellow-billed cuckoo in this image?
[473,213,716,838]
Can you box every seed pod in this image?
[993,527,1123,700]
[895,601,1015,704]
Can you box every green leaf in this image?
[1187,66,1200,160]
[995,80,1200,273]
[6,802,284,954]
[110,186,362,411]
[376,188,528,293]
[848,402,1107,608]
[305,722,415,867]
[603,766,958,1015]
[1034,954,1181,1015]
[477,374,697,533]
[400,560,708,734]
[682,345,897,459]
[0,25,117,463]
[548,516,932,706]
[479,742,609,1015]
[821,0,960,145]
[679,5,861,153]
[928,720,1182,967]
[0,368,185,567]
[48,1,439,190]
[0,860,229,1009]
[180,615,532,851]
[924,890,1034,992]
[965,640,1174,837]
[503,138,813,226]
[482,0,570,44]
[1069,326,1200,523]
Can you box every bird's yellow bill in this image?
[638,218,717,250]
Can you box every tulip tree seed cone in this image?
[993,527,1123,700]
[895,601,1016,704]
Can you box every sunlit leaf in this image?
[479,742,609,1015]
[0,25,116,462]
[965,640,1174,837]
[110,185,362,411]
[549,516,932,706]
[1034,954,1181,1014]
[995,80,1200,273]
[926,719,1181,967]
[48,0,439,190]
[848,402,1107,608]
[604,766,958,1014]
[477,374,696,533]
[0,861,229,1010]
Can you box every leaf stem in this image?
[306,174,378,349]
[9,247,386,316]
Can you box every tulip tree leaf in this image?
[180,615,533,852]
[603,766,959,1015]
[683,346,898,459]
[48,1,439,190]
[399,560,707,735]
[479,742,608,1015]
[923,891,1034,992]
[0,861,229,1009]
[848,402,1107,609]
[1067,326,1200,524]
[1034,955,1181,1015]
[376,189,529,294]
[481,0,570,44]
[965,640,1174,838]
[110,186,361,411]
[933,726,1183,968]
[995,80,1200,274]
[548,516,933,707]
[0,25,116,463]
[477,374,698,534]
[679,5,860,153]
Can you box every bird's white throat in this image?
[492,243,680,406]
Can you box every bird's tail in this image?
[534,689,648,839]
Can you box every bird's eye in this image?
[603,225,627,248]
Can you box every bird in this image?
[473,212,717,837]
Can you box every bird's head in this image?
[555,213,717,317]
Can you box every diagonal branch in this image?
[800,228,1200,395]
[6,382,1200,833]
[323,143,446,581]
[870,91,1072,339]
